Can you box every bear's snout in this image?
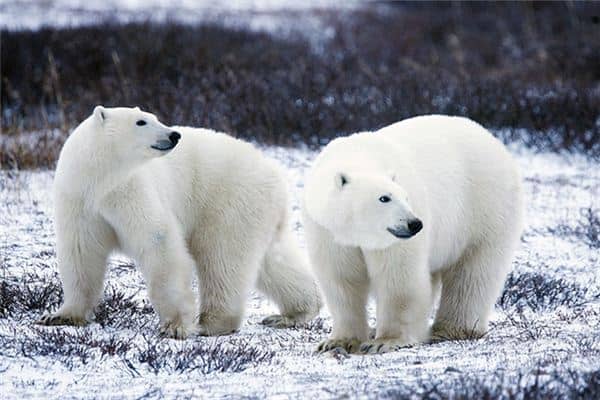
[169,131,181,146]
[407,218,423,235]
[387,218,423,239]
[151,131,181,151]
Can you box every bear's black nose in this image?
[407,219,423,235]
[169,131,181,145]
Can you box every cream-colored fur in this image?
[304,115,523,354]
[40,106,321,338]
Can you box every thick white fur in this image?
[303,115,523,354]
[41,106,321,338]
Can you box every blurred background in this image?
[1,0,599,168]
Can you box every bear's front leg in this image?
[101,195,198,339]
[143,249,198,339]
[315,277,371,354]
[38,213,116,327]
[302,220,370,354]
[360,250,431,354]
[133,229,198,339]
[257,227,322,329]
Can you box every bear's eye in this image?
[136,120,147,126]
[379,195,391,203]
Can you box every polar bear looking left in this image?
[40,106,321,338]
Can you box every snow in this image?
[0,0,358,39]
[1,143,599,398]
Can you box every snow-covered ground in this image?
[1,143,598,398]
[0,0,358,43]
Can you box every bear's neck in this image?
[55,125,140,202]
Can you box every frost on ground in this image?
[0,0,356,46]
[1,144,599,399]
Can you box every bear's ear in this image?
[334,172,349,190]
[133,106,140,112]
[93,105,106,125]
[389,170,398,183]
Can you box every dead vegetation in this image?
[2,2,599,168]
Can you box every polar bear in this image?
[39,106,321,338]
[303,115,523,354]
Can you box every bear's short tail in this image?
[256,220,322,328]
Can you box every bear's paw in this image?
[159,321,197,340]
[429,323,486,343]
[358,338,414,354]
[36,313,88,327]
[316,338,361,354]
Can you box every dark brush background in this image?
[2,1,599,168]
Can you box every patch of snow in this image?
[0,143,599,398]
[0,0,361,51]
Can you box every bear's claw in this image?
[196,325,237,337]
[197,312,240,336]
[261,310,319,329]
[261,314,296,328]
[36,314,87,327]
[358,339,413,354]
[316,338,361,354]
[159,322,197,340]
[429,323,486,343]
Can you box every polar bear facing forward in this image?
[303,115,523,354]
[40,106,321,338]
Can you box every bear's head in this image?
[92,105,181,163]
[307,171,423,250]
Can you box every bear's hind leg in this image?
[196,255,262,336]
[194,230,269,336]
[258,226,322,328]
[431,243,513,342]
